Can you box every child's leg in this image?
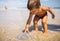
[41,15,48,34]
[33,15,40,31]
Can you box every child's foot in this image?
[42,30,48,35]
[43,32,48,35]
[43,31,48,36]
[34,28,38,32]
[35,29,38,32]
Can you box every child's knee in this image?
[42,21,46,24]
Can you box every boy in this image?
[25,0,55,35]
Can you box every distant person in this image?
[4,6,8,10]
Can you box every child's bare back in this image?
[30,6,55,18]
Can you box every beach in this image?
[0,8,60,41]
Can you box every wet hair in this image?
[27,0,41,10]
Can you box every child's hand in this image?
[52,14,55,19]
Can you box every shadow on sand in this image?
[17,24,60,40]
[23,24,60,32]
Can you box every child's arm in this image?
[41,6,55,19]
[47,7,55,19]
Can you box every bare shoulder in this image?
[40,6,50,10]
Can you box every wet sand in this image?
[0,8,60,41]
